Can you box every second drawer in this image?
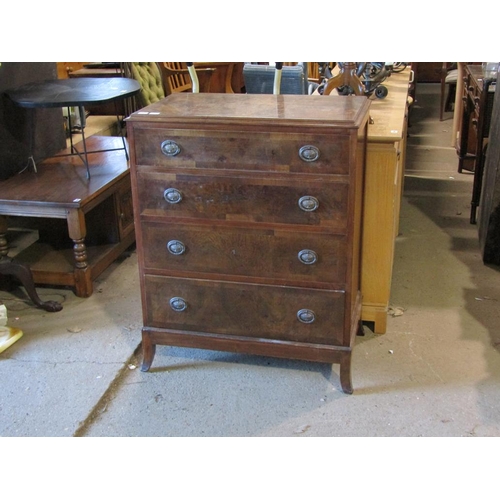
[135,170,349,231]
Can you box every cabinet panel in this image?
[115,176,135,239]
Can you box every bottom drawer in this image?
[144,275,346,346]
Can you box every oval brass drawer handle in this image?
[161,140,181,157]
[164,188,183,204]
[298,195,319,212]
[297,309,316,324]
[170,297,187,312]
[298,249,317,265]
[299,145,320,162]
[167,240,186,255]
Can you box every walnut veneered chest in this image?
[127,93,370,393]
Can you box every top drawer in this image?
[131,128,352,175]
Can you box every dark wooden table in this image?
[0,136,135,298]
[5,77,140,179]
[67,68,127,115]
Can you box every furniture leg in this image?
[141,331,156,372]
[114,101,129,161]
[78,106,90,180]
[0,258,63,312]
[357,320,365,336]
[451,63,465,148]
[458,91,473,173]
[66,209,92,298]
[372,310,388,334]
[339,351,353,395]
[470,142,489,224]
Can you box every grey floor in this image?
[1,84,500,440]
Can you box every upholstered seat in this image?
[128,62,165,107]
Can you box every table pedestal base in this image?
[0,257,62,312]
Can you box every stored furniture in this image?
[0,136,135,298]
[0,62,66,182]
[0,242,63,312]
[412,62,442,83]
[5,77,140,179]
[478,68,500,265]
[195,62,245,93]
[323,62,365,96]
[440,63,458,121]
[457,64,497,223]
[67,66,125,115]
[125,63,166,108]
[1,63,68,310]
[306,66,412,334]
[57,62,90,79]
[243,63,310,95]
[68,67,123,78]
[159,63,215,95]
[358,67,412,334]
[127,92,370,393]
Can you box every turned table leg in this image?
[66,209,93,298]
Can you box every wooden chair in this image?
[159,62,216,95]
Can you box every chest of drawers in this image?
[127,93,370,393]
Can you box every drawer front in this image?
[144,275,346,346]
[141,221,347,285]
[135,171,349,230]
[132,128,351,175]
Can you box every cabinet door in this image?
[115,176,135,239]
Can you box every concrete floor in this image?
[1,84,500,440]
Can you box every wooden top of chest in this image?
[127,93,370,131]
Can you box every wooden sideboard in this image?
[322,66,411,333]
[360,68,411,333]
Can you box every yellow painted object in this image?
[0,304,23,353]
